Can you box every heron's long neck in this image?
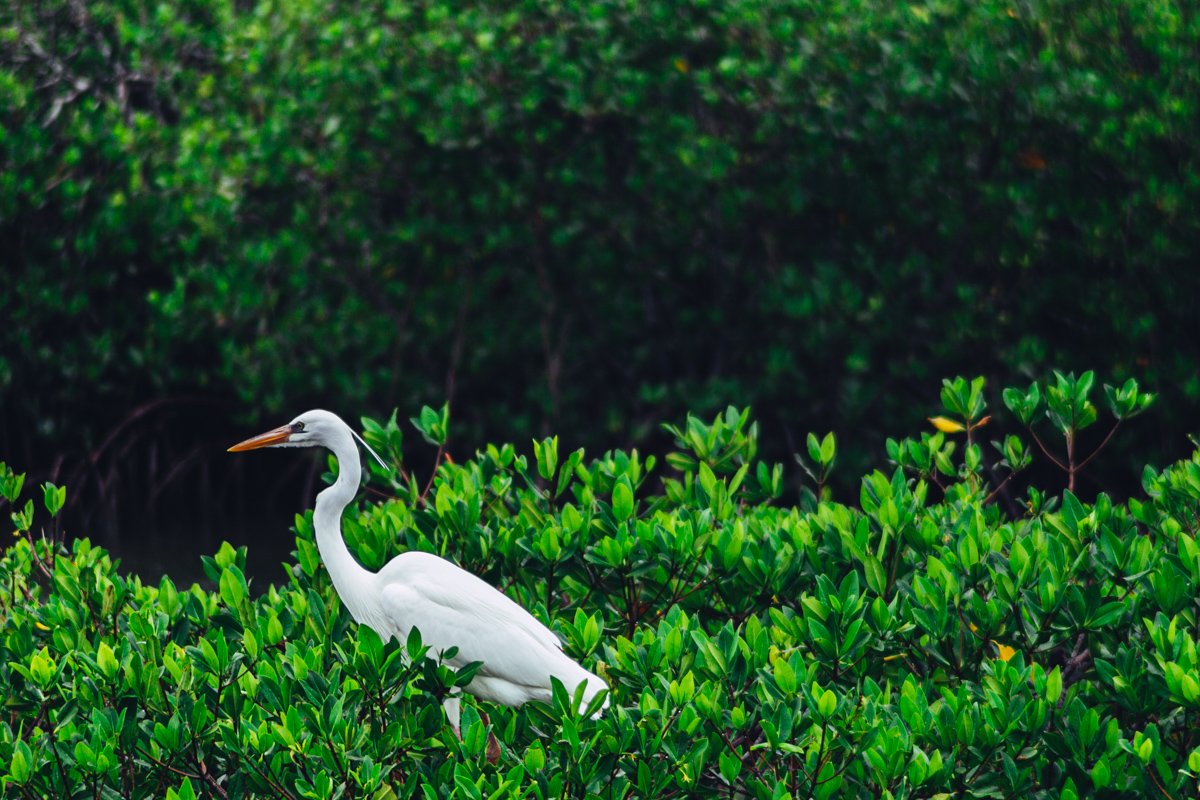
[313,440,375,621]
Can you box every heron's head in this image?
[228,409,389,470]
[227,409,349,452]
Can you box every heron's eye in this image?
[293,421,305,432]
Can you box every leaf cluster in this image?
[1,377,1199,798]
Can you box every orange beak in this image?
[228,423,294,452]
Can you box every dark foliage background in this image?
[3,0,1199,563]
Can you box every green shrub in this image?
[3,376,1199,798]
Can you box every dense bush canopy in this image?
[2,377,1199,798]
[3,0,1199,483]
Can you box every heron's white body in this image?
[244,409,607,731]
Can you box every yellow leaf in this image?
[674,58,689,74]
[928,416,966,433]
[994,641,1017,661]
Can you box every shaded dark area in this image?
[14,400,320,585]
[4,0,1200,581]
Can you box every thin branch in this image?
[1075,420,1122,473]
[23,531,54,581]
[1066,429,1077,492]
[420,444,445,503]
[134,746,202,781]
[1027,428,1068,472]
[983,472,1017,507]
[196,759,229,800]
[1145,764,1180,800]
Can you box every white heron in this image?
[228,409,608,742]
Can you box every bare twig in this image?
[196,759,229,800]
[420,445,446,504]
[1075,421,1122,474]
[1027,428,1068,473]
[982,472,1016,506]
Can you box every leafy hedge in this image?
[4,0,1200,484]
[3,375,1200,798]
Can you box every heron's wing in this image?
[376,551,569,686]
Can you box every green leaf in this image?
[862,554,886,595]
[820,433,836,466]
[719,750,741,782]
[411,403,450,446]
[11,499,34,532]
[806,432,822,465]
[524,742,546,773]
[612,479,634,522]
[96,641,119,680]
[29,647,56,688]
[219,565,248,610]
[1088,602,1124,629]
[166,778,198,800]
[0,468,24,504]
[1046,667,1063,704]
[41,482,66,516]
[1136,736,1154,763]
[773,658,797,695]
[669,671,695,704]
[818,688,837,717]
[1061,491,1086,534]
[9,740,32,784]
[534,436,559,481]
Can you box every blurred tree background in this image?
[2,0,1199,574]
